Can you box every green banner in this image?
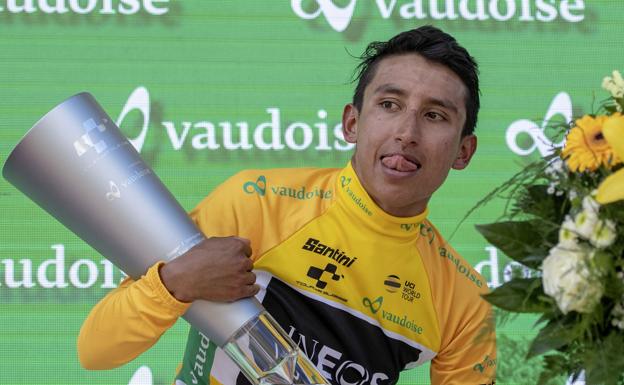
[1,1,622,384]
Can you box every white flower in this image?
[574,209,598,239]
[568,189,578,201]
[603,70,624,98]
[541,246,603,314]
[612,296,624,330]
[589,219,617,248]
[545,157,564,177]
[582,195,600,214]
[559,216,579,249]
[547,183,556,195]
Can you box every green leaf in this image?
[527,319,580,358]
[583,333,624,385]
[537,355,570,385]
[475,220,551,269]
[521,185,569,223]
[591,249,613,274]
[482,278,550,313]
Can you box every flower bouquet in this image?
[476,71,624,385]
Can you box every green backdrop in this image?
[1,1,622,384]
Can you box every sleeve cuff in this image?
[144,261,192,315]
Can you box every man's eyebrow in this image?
[428,97,459,114]
[372,83,460,114]
[372,83,407,97]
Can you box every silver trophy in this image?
[2,93,327,385]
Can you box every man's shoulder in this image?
[418,219,488,293]
[222,166,341,198]
[232,166,341,183]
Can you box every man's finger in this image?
[234,236,252,256]
[243,271,256,285]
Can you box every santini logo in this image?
[291,0,586,32]
[302,238,357,267]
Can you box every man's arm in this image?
[429,285,496,385]
[77,236,258,369]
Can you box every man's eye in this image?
[426,111,445,121]
[380,101,397,110]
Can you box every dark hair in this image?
[352,25,480,136]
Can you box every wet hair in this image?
[352,25,480,136]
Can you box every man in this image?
[78,25,496,385]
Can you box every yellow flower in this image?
[562,114,621,172]
[597,114,624,204]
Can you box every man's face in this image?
[342,53,477,217]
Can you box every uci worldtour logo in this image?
[113,87,353,154]
[291,0,586,32]
[506,92,572,157]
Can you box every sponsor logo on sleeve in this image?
[243,176,332,200]
[243,175,267,196]
[473,354,496,373]
[439,247,484,288]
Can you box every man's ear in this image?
[452,134,477,170]
[342,103,359,143]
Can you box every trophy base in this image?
[223,311,328,385]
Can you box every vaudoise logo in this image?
[505,91,572,157]
[291,0,586,32]
[116,87,353,154]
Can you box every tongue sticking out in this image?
[382,155,419,172]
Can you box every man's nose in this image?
[394,114,420,145]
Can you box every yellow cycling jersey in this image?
[78,163,496,385]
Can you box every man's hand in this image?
[159,236,259,303]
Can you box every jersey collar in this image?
[335,162,429,240]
